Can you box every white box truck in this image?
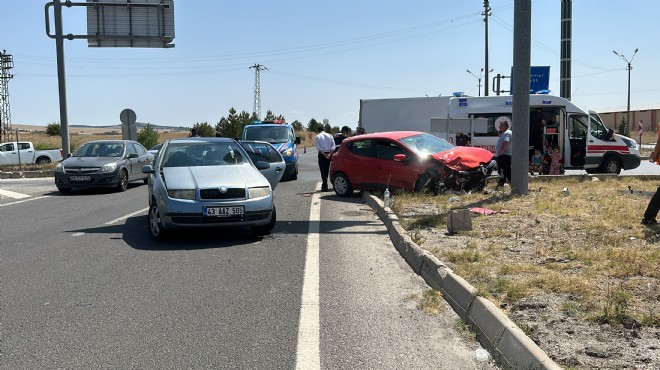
[359,94,641,174]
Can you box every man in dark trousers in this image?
[455,131,471,146]
[642,127,660,225]
[314,126,335,191]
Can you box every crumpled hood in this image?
[162,164,269,190]
[431,146,494,171]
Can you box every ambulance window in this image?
[590,114,609,141]
[569,115,588,141]
[469,113,508,137]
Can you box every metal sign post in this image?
[44,0,175,157]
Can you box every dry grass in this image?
[393,177,660,327]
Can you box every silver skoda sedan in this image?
[142,138,285,240]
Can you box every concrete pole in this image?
[54,0,70,157]
[511,0,531,196]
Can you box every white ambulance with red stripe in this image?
[441,94,641,174]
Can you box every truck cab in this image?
[241,120,301,180]
[441,94,641,174]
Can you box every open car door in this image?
[239,141,285,189]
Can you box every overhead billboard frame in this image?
[45,0,175,48]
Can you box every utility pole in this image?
[483,0,491,96]
[250,64,267,120]
[511,0,531,196]
[0,50,14,142]
[560,0,572,100]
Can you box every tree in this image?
[324,122,332,132]
[137,123,160,149]
[45,122,61,136]
[617,117,628,136]
[216,108,251,139]
[307,118,320,132]
[291,120,303,131]
[192,122,216,137]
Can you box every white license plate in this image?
[70,176,91,182]
[204,206,244,217]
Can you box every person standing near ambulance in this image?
[495,119,512,187]
[641,125,660,225]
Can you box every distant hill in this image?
[14,122,189,133]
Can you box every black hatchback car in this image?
[54,140,154,193]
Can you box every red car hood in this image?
[431,147,494,171]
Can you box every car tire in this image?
[414,172,433,193]
[148,203,167,241]
[600,156,622,174]
[117,169,129,192]
[252,206,276,236]
[143,177,149,184]
[36,157,51,165]
[290,164,298,180]
[333,172,353,196]
[57,186,71,194]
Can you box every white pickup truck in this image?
[0,141,63,165]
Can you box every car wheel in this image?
[252,206,276,236]
[57,186,71,194]
[143,177,149,184]
[333,172,353,196]
[414,172,433,193]
[117,169,129,192]
[601,156,622,174]
[290,164,298,180]
[36,157,51,165]
[148,203,167,240]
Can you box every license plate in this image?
[70,175,91,182]
[204,206,244,217]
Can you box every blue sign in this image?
[509,66,550,94]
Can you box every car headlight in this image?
[99,162,118,173]
[55,163,64,173]
[282,148,293,157]
[248,186,270,199]
[167,189,196,200]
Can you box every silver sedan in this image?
[142,138,285,240]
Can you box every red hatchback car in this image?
[329,131,496,196]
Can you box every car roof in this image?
[166,137,236,144]
[343,131,425,142]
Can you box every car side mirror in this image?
[128,153,139,159]
[66,153,72,159]
[295,136,301,145]
[142,164,154,173]
[393,154,408,162]
[255,161,270,170]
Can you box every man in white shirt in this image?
[314,126,335,191]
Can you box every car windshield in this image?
[150,143,162,151]
[73,142,125,157]
[399,133,454,157]
[244,126,290,143]
[161,141,246,167]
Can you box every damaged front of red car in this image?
[429,146,498,193]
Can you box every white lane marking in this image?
[0,189,30,199]
[2,195,51,206]
[104,207,149,225]
[295,182,321,370]
[71,232,85,237]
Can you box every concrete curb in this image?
[362,191,561,370]
[0,170,55,179]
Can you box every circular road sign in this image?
[120,109,137,126]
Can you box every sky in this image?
[1,1,659,129]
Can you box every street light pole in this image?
[613,48,638,135]
[466,68,484,96]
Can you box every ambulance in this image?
[430,94,641,174]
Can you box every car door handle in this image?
[275,167,283,172]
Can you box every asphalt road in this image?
[0,151,494,369]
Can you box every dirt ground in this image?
[394,183,660,370]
